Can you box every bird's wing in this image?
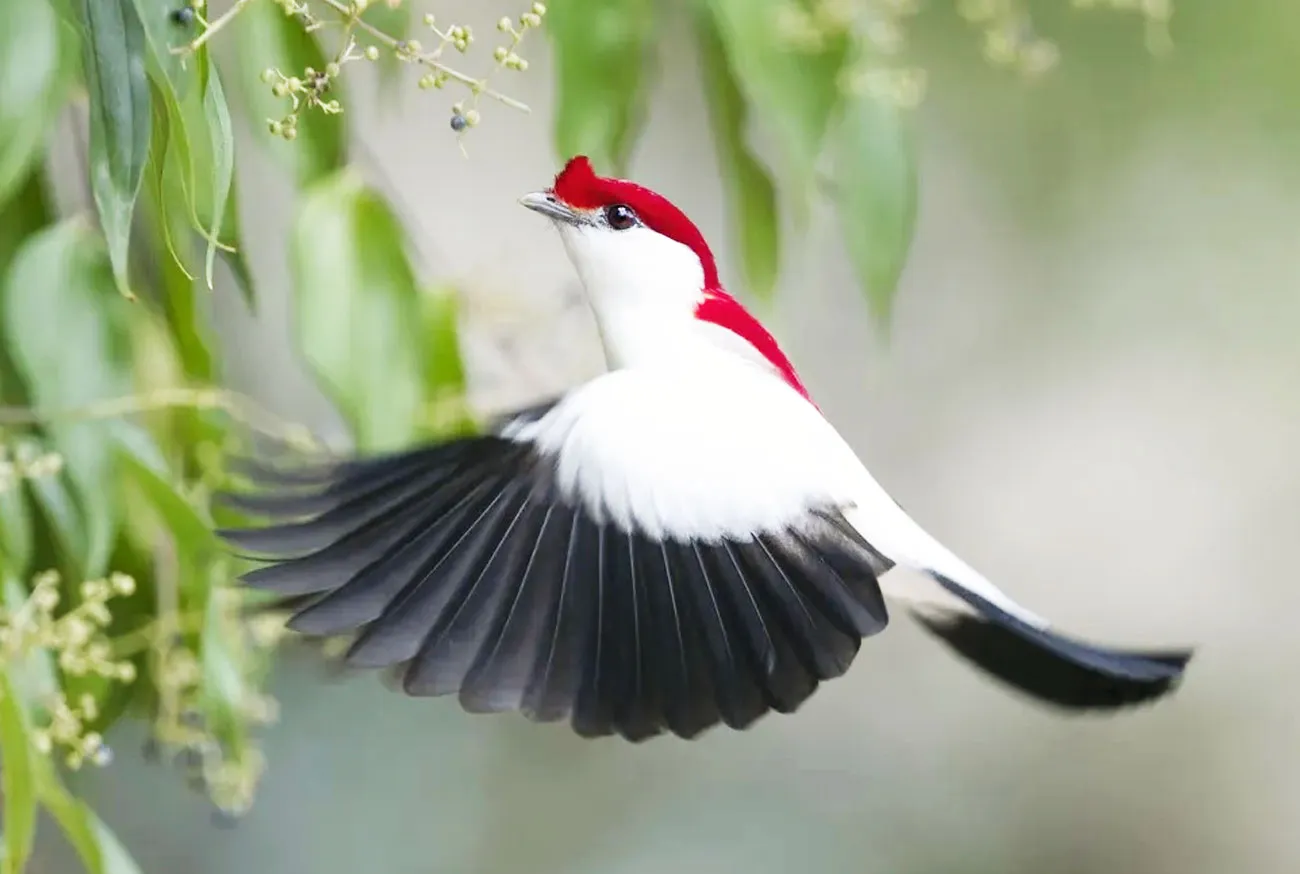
[216,372,893,741]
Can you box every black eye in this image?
[604,204,638,230]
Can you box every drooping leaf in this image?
[291,171,424,452]
[828,77,918,323]
[217,176,257,309]
[546,0,658,175]
[417,285,474,438]
[0,672,38,874]
[705,0,848,203]
[130,0,201,102]
[0,168,53,407]
[199,67,234,290]
[117,439,218,564]
[35,758,143,874]
[0,0,74,210]
[74,0,152,299]
[695,10,780,301]
[234,0,346,186]
[2,220,135,578]
[142,83,217,380]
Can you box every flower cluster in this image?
[0,441,64,494]
[0,570,140,770]
[172,0,542,142]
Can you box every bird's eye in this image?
[604,204,638,231]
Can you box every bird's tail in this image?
[842,500,1192,710]
[907,572,1191,709]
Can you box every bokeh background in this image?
[34,0,1300,871]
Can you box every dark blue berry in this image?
[450,114,468,132]
[170,6,195,26]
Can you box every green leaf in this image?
[130,0,200,102]
[546,0,658,175]
[417,285,474,438]
[695,10,780,301]
[0,672,37,874]
[0,0,74,210]
[0,170,53,409]
[35,758,143,874]
[234,1,346,187]
[117,439,218,563]
[704,0,848,199]
[199,67,234,290]
[291,171,423,452]
[0,474,33,576]
[2,220,135,577]
[828,83,918,322]
[74,0,152,299]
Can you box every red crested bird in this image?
[218,156,1193,741]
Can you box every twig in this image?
[315,0,530,112]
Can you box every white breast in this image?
[501,363,865,542]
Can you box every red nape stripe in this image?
[551,156,720,289]
[695,289,815,404]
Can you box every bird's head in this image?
[521,156,811,402]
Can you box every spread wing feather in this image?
[217,422,891,741]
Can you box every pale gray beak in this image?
[519,191,588,226]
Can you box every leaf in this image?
[0,170,52,409]
[704,0,848,200]
[2,220,135,577]
[130,0,200,102]
[0,672,37,874]
[35,757,143,874]
[117,438,218,563]
[695,10,780,301]
[199,67,234,290]
[74,0,152,299]
[546,0,658,175]
[0,473,32,576]
[234,1,346,187]
[417,285,474,438]
[0,0,74,210]
[291,171,423,452]
[828,80,918,323]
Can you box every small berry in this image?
[260,68,276,83]
[170,6,195,26]
[497,16,511,31]
[450,113,467,132]
[424,13,436,26]
[268,120,282,136]
[364,45,380,61]
[465,109,480,126]
[325,62,340,77]
[494,46,508,62]
[532,2,547,15]
[522,12,541,28]
[418,73,436,90]
[405,38,422,53]
[271,82,288,97]
[283,126,297,141]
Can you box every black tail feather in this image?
[915,574,1192,710]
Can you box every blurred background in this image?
[24,0,1300,871]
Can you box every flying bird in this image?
[218,156,1192,741]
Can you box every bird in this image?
[216,155,1193,742]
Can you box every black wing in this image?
[215,415,891,742]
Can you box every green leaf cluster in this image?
[544,0,919,319]
[0,1,477,871]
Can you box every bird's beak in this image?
[519,191,587,226]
